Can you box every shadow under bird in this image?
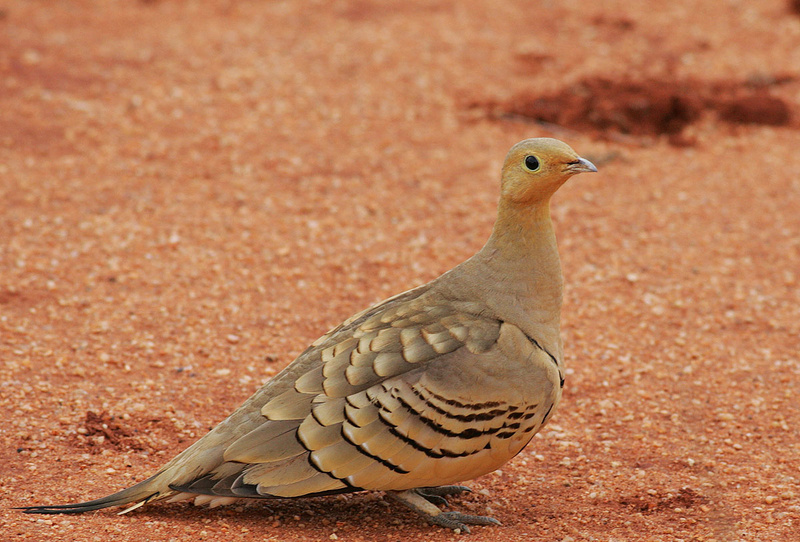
[19,138,597,533]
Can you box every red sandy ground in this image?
[2,1,800,541]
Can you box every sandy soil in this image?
[2,1,800,541]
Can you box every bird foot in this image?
[387,488,500,534]
[427,510,501,534]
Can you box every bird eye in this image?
[524,155,540,171]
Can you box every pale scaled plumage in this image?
[19,138,597,533]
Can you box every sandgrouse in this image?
[20,138,597,533]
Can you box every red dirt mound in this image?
[479,76,794,145]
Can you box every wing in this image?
[171,289,562,499]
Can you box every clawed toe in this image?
[428,510,502,534]
[415,486,472,507]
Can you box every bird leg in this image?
[387,488,501,534]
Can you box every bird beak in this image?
[566,157,598,174]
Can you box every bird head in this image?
[500,138,597,205]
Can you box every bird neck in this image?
[474,197,564,358]
[486,198,560,262]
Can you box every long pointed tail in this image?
[15,436,232,515]
[15,425,236,515]
[15,363,298,515]
[16,473,163,515]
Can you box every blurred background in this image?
[1,1,799,541]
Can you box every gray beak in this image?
[567,157,598,174]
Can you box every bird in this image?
[18,138,597,533]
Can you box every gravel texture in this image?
[2,1,800,541]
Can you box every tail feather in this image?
[16,356,323,515]
[16,474,162,515]
[16,444,225,515]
